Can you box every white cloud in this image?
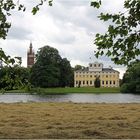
[1,0,126,77]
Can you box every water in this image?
[0,93,140,103]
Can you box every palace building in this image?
[27,42,35,68]
[74,62,119,87]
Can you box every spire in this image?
[29,41,33,53]
[30,41,33,48]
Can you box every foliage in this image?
[0,65,30,90]
[0,48,22,66]
[30,45,73,88]
[59,58,74,87]
[0,0,25,39]
[74,65,85,71]
[120,60,140,93]
[94,75,101,88]
[32,0,53,15]
[92,0,140,65]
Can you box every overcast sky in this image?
[0,0,126,78]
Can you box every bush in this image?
[121,82,137,93]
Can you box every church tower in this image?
[27,42,34,68]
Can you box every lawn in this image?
[2,87,120,94]
[39,87,120,94]
[0,103,139,139]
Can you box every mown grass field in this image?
[2,87,120,94]
[0,103,139,139]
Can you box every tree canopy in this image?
[30,45,73,88]
[0,65,30,90]
[120,60,140,93]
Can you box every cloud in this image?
[1,0,127,78]
[7,26,32,40]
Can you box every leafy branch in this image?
[91,0,140,65]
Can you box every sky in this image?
[0,0,127,79]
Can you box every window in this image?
[90,75,92,78]
[76,81,78,84]
[106,75,108,78]
[94,64,96,67]
[90,64,92,67]
[110,81,112,85]
[106,81,108,84]
[87,81,88,85]
[83,81,85,85]
[90,81,92,85]
[102,81,104,85]
[99,64,100,67]
[113,81,115,84]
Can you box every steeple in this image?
[27,42,35,68]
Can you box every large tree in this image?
[120,60,140,93]
[30,45,73,88]
[30,46,61,87]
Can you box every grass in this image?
[1,87,120,94]
[0,102,139,139]
[42,87,120,94]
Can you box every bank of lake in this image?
[0,87,120,94]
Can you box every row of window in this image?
[75,74,117,78]
[90,64,101,67]
[76,80,116,85]
[75,71,116,74]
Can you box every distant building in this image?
[27,42,35,68]
[74,62,119,87]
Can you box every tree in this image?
[0,65,30,90]
[30,46,74,88]
[59,58,74,87]
[92,0,140,65]
[120,60,140,93]
[94,75,100,88]
[30,46,61,88]
[74,65,85,71]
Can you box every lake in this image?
[0,93,140,103]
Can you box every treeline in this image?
[0,45,74,90]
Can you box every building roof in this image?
[75,68,119,73]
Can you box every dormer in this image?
[89,62,103,72]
